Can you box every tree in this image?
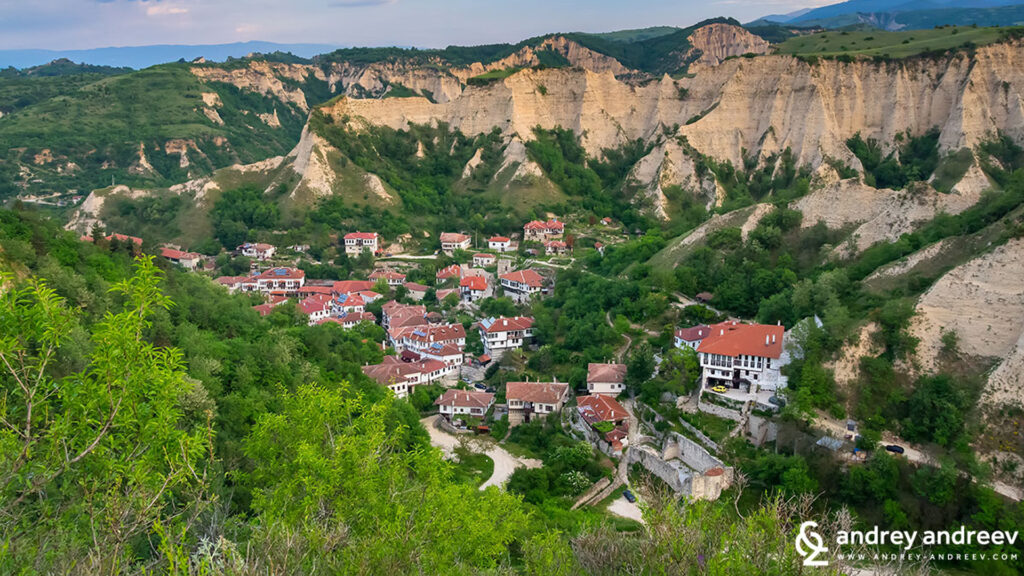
[626,341,655,390]
[0,258,211,571]
[243,382,528,572]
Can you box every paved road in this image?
[420,415,541,490]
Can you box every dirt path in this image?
[607,496,645,524]
[420,416,541,491]
[812,411,1021,502]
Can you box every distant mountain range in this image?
[749,0,1024,30]
[0,41,344,70]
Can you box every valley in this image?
[2,11,1024,575]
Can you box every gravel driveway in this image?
[421,416,542,490]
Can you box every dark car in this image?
[623,489,636,503]
[885,445,905,455]
[768,395,786,408]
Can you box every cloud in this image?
[146,5,189,16]
[329,0,397,7]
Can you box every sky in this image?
[0,0,836,51]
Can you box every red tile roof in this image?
[257,267,305,281]
[436,264,462,280]
[488,236,510,243]
[403,282,429,292]
[460,276,488,291]
[500,269,544,288]
[675,325,711,342]
[506,381,569,405]
[435,389,495,410]
[587,363,627,384]
[697,321,784,359]
[298,294,332,315]
[107,233,143,245]
[160,247,199,260]
[333,280,375,294]
[404,323,466,344]
[440,232,471,244]
[344,231,379,241]
[478,316,534,333]
[577,395,629,424]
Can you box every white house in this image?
[506,381,570,425]
[239,242,275,260]
[544,240,568,255]
[434,389,494,421]
[523,219,564,241]
[419,342,464,369]
[400,323,467,354]
[298,294,333,325]
[362,357,450,399]
[254,267,305,295]
[160,247,202,270]
[459,276,488,302]
[439,232,472,255]
[370,269,406,286]
[478,316,534,355]
[586,363,627,396]
[473,253,497,268]
[499,269,545,301]
[344,232,380,256]
[674,325,711,350]
[697,321,785,392]
[488,236,513,253]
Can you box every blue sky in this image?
[0,0,834,50]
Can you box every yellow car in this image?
[711,385,728,394]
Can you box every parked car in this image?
[711,385,728,393]
[768,395,786,407]
[885,445,905,455]
[623,489,636,503]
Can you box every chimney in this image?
[720,329,724,336]
[772,334,776,344]
[765,335,770,346]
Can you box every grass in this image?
[467,68,522,86]
[676,410,735,444]
[776,26,1018,59]
[449,451,495,487]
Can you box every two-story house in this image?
[523,219,564,241]
[473,253,496,268]
[674,325,711,350]
[506,380,570,425]
[696,321,785,392]
[478,316,534,355]
[586,363,627,396]
[239,242,276,260]
[344,232,380,256]
[439,232,472,255]
[487,236,513,253]
[159,247,202,270]
[435,389,495,422]
[255,267,305,295]
[499,269,545,302]
[399,323,467,354]
[369,269,407,286]
[544,240,568,255]
[459,276,488,302]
